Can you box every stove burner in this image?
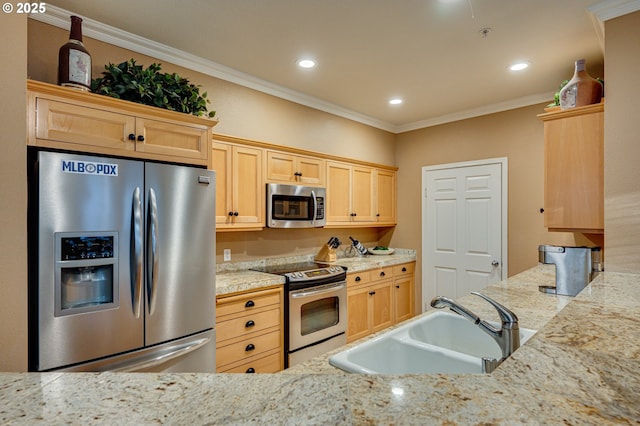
[251,261,346,289]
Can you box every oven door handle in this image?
[291,282,345,299]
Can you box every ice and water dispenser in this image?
[55,233,119,315]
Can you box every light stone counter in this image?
[215,249,417,296]
[3,266,640,424]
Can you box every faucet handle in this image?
[471,292,519,327]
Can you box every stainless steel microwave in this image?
[266,183,326,228]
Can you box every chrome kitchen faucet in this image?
[430,292,520,373]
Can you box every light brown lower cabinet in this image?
[215,287,283,373]
[346,262,415,343]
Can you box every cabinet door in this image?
[370,281,393,333]
[347,286,371,343]
[352,166,375,222]
[375,169,396,224]
[296,156,325,186]
[232,146,264,226]
[393,276,414,324]
[136,117,209,164]
[266,151,297,183]
[542,105,604,232]
[211,142,233,226]
[326,161,353,223]
[35,98,135,153]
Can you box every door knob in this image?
[491,260,500,267]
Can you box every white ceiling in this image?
[40,0,612,133]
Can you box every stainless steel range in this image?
[253,261,347,368]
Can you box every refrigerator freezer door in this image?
[57,329,216,372]
[36,151,145,371]
[144,163,216,346]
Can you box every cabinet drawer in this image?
[217,351,281,374]
[347,271,371,287]
[216,330,281,368]
[216,308,280,343]
[216,288,280,318]
[393,263,415,277]
[371,266,393,282]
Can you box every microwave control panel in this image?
[316,197,325,219]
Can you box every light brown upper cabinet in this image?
[326,161,397,227]
[375,169,397,225]
[538,103,604,233]
[211,140,264,231]
[266,150,325,186]
[27,80,214,166]
[326,161,376,225]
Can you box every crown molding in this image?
[396,92,555,134]
[588,0,640,21]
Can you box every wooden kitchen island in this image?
[1,265,639,424]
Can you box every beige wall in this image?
[391,104,604,311]
[0,14,28,371]
[604,11,640,273]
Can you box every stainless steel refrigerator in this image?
[28,150,216,372]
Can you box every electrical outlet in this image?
[223,249,231,262]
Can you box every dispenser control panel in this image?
[61,236,114,260]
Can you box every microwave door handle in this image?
[311,190,317,226]
[131,187,143,318]
[147,187,159,316]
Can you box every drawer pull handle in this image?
[245,343,255,352]
[380,272,385,277]
[245,320,255,328]
[245,300,255,308]
[355,276,361,282]
[246,368,255,373]
[402,267,407,272]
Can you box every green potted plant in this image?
[91,59,216,118]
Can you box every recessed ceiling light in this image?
[389,98,403,105]
[509,62,530,71]
[297,59,316,69]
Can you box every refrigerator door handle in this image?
[108,337,211,372]
[147,187,159,316]
[131,187,143,318]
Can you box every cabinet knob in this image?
[233,211,239,216]
[402,267,407,272]
[245,300,255,308]
[228,211,234,216]
[350,213,357,217]
[376,213,380,217]
[396,285,400,289]
[245,343,255,352]
[246,368,255,374]
[294,172,302,177]
[137,135,145,142]
[380,271,385,277]
[355,276,361,282]
[245,320,255,328]
[128,133,136,141]
[369,291,376,296]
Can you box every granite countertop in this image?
[2,266,640,424]
[215,250,417,296]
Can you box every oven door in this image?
[288,281,347,352]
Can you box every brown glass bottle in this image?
[58,15,92,91]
